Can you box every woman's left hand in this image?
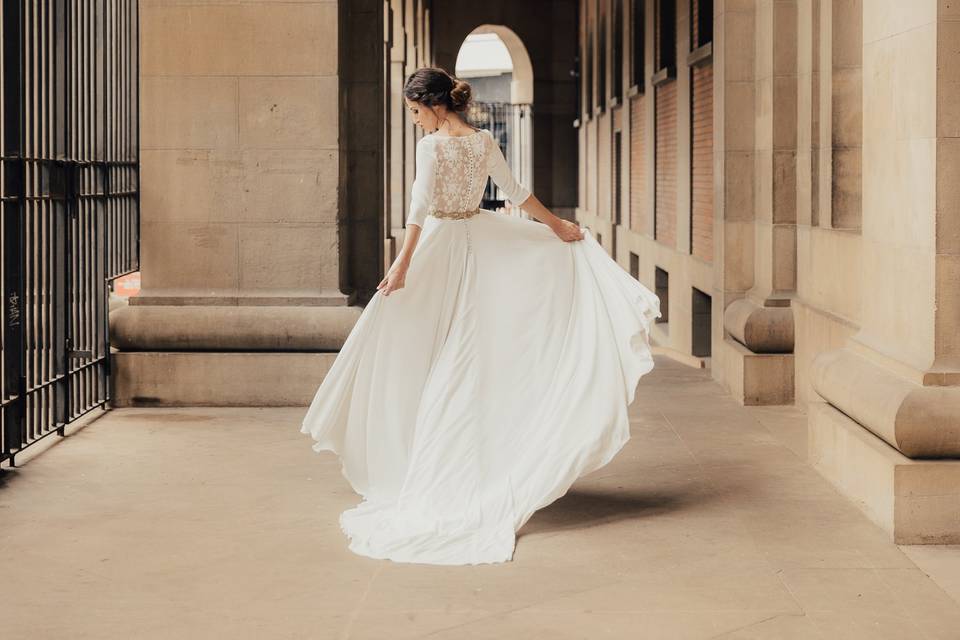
[550,219,585,242]
[377,259,409,296]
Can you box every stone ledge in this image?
[110,304,362,352]
[809,401,960,544]
[111,352,338,407]
[812,348,960,457]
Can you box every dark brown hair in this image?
[403,67,473,113]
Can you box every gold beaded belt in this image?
[431,208,480,220]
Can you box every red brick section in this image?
[629,94,646,234]
[691,63,713,262]
[692,0,700,46]
[655,81,677,247]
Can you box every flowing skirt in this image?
[300,208,661,565]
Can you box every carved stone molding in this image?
[723,298,795,354]
[812,348,960,458]
[110,305,362,352]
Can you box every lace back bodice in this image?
[406,128,531,228]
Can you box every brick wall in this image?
[655,81,677,247]
[629,94,646,233]
[692,0,700,46]
[691,63,713,262]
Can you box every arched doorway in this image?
[455,25,534,216]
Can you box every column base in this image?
[109,303,362,406]
[809,400,960,544]
[111,351,337,407]
[720,335,795,405]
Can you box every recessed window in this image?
[691,0,713,49]
[613,131,623,225]
[655,0,676,73]
[586,15,595,116]
[692,287,712,357]
[655,267,669,326]
[612,0,624,101]
[598,0,607,112]
[631,0,646,89]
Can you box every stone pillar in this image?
[718,0,797,405]
[796,0,819,230]
[808,0,960,543]
[818,0,862,230]
[110,0,381,406]
[386,0,407,269]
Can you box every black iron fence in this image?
[466,101,533,211]
[1,0,139,467]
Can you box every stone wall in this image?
[138,0,347,305]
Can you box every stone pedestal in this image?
[810,401,960,544]
[720,336,794,406]
[118,0,382,406]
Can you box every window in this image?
[598,0,607,112]
[614,130,623,225]
[586,13,595,116]
[612,0,624,101]
[691,0,713,49]
[655,0,676,72]
[691,287,712,357]
[631,0,645,90]
[574,50,582,124]
[655,267,669,325]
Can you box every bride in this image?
[300,67,661,565]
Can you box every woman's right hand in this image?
[377,259,409,296]
[550,218,585,242]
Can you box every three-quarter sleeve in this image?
[485,129,531,208]
[406,136,436,228]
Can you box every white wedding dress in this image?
[300,128,661,565]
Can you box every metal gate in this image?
[1,0,139,466]
[467,102,533,211]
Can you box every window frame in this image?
[629,0,646,96]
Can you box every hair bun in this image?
[448,77,473,112]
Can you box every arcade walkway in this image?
[2,358,960,639]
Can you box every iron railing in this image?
[467,101,533,211]
[1,0,139,466]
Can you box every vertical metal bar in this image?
[52,0,67,431]
[24,0,35,444]
[133,0,140,274]
[43,0,52,433]
[2,0,24,456]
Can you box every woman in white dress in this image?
[300,67,661,565]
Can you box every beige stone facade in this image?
[578,0,960,543]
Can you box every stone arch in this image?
[460,24,534,104]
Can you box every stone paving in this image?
[2,357,960,639]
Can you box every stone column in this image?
[796,0,819,230]
[718,0,797,405]
[386,0,407,268]
[110,0,380,406]
[818,0,862,230]
[808,0,960,543]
